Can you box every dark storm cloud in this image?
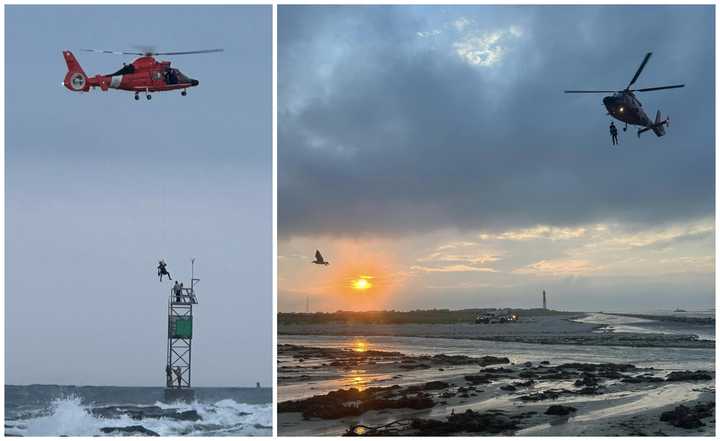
[279,6,714,238]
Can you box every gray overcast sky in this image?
[278,6,714,313]
[6,5,272,386]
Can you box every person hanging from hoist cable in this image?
[609,121,619,146]
[158,259,172,281]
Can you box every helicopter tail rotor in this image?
[62,50,89,92]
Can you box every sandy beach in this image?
[277,312,715,436]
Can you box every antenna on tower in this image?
[191,257,200,292]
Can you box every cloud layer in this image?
[279,6,714,238]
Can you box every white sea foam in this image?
[6,395,272,436]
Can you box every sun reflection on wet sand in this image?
[352,340,369,352]
[349,376,367,390]
[352,426,368,435]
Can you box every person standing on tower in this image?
[174,367,183,387]
[172,281,182,303]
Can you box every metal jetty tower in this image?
[165,259,199,402]
[542,290,547,310]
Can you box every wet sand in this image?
[278,339,715,436]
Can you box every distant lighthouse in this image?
[542,290,547,310]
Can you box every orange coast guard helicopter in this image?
[62,47,223,100]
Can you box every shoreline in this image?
[278,313,714,349]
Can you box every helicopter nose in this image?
[191,79,199,86]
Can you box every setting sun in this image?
[351,277,372,290]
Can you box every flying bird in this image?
[312,250,330,266]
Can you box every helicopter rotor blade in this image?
[626,52,652,90]
[151,49,224,56]
[131,44,157,56]
[632,84,685,92]
[563,90,616,93]
[81,49,144,56]
[81,48,223,57]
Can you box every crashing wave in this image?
[5,395,272,436]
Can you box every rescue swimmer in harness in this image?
[158,259,172,281]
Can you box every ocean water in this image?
[575,311,716,341]
[5,385,272,436]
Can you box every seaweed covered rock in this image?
[665,370,713,382]
[278,386,434,419]
[464,374,496,385]
[660,405,701,429]
[91,406,201,422]
[478,356,511,367]
[557,362,636,372]
[431,354,476,365]
[574,374,598,387]
[660,402,714,429]
[409,409,518,435]
[622,374,663,384]
[424,381,450,390]
[545,405,577,416]
[100,425,160,436]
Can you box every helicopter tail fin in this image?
[62,51,90,92]
[652,110,667,137]
[63,51,85,76]
[637,110,667,138]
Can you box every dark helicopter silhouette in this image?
[565,52,684,138]
[312,250,330,266]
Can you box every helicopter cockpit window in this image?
[175,70,191,84]
[107,64,135,76]
[165,68,179,85]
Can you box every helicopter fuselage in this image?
[101,56,199,92]
[602,92,652,127]
[63,51,199,94]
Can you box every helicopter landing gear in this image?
[146,94,152,100]
[134,92,139,101]
[181,89,187,96]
